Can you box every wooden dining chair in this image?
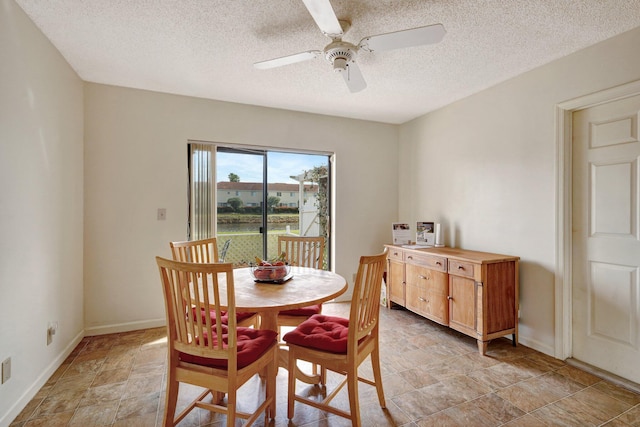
[156,257,277,427]
[283,252,387,426]
[276,235,326,333]
[169,236,220,263]
[170,237,259,328]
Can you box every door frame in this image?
[555,79,640,360]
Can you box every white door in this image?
[572,94,640,383]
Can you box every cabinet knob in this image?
[407,256,413,260]
[418,275,427,280]
[436,261,442,266]
[447,296,453,300]
[457,265,464,270]
[418,297,427,302]
[393,252,398,256]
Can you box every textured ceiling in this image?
[15,0,640,124]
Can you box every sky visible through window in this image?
[216,151,327,184]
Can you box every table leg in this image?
[257,312,279,376]
[259,311,322,384]
[259,311,278,332]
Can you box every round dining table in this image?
[228,266,348,382]
[230,266,348,332]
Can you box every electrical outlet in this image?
[48,321,58,334]
[1,357,10,384]
[47,321,58,345]
[157,208,166,220]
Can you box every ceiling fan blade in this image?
[302,0,343,38]
[341,61,366,93]
[359,23,446,52]
[254,50,321,69]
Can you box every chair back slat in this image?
[171,237,260,329]
[349,252,387,345]
[157,257,237,367]
[278,236,325,269]
[170,237,219,263]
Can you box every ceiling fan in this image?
[254,0,446,93]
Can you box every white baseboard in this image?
[1,319,168,427]
[518,335,556,358]
[84,318,165,336]
[0,330,84,427]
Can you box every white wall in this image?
[83,84,399,334]
[398,26,640,356]
[5,0,640,421]
[0,1,84,425]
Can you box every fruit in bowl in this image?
[250,256,290,281]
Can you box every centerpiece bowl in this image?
[249,263,291,282]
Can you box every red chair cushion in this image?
[279,304,322,317]
[193,308,255,325]
[283,314,350,354]
[179,326,277,369]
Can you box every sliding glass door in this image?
[189,143,331,268]
[264,151,330,268]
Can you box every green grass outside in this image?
[217,213,299,220]
[218,229,300,235]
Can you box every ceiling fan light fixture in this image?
[333,57,347,73]
[324,41,358,73]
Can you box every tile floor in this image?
[9,302,640,426]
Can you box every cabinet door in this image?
[387,258,405,306]
[406,264,448,325]
[448,275,477,336]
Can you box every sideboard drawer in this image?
[405,252,447,272]
[387,248,404,261]
[448,259,476,278]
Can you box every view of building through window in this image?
[189,144,331,268]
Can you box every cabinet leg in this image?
[477,340,488,355]
[512,333,517,347]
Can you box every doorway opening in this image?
[556,80,640,390]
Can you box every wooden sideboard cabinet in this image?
[384,245,520,355]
